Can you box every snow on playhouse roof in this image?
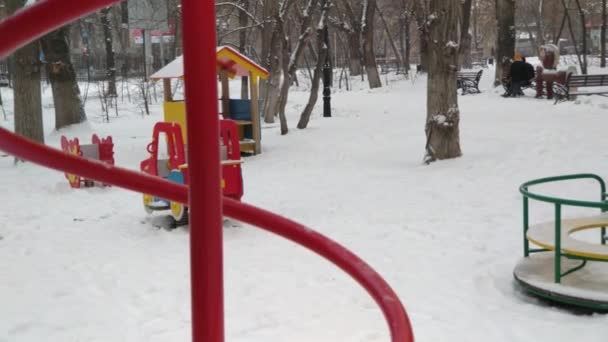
[150,46,269,80]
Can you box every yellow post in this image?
[220,69,230,119]
[249,72,261,154]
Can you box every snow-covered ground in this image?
[2,65,608,342]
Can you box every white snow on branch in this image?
[215,2,261,26]
[446,41,459,48]
[317,15,326,30]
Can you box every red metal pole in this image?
[181,0,224,341]
[0,2,413,341]
[0,125,415,342]
[0,0,119,59]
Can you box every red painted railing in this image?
[0,1,414,342]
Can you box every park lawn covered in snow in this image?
[2,67,608,341]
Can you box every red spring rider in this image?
[140,120,243,225]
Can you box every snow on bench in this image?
[456,70,483,95]
[554,74,608,103]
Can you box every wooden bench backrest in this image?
[567,74,608,87]
[457,70,483,81]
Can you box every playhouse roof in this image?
[150,46,269,80]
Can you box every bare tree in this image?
[99,7,117,96]
[260,0,283,123]
[399,0,413,73]
[534,0,546,46]
[239,0,251,98]
[424,0,462,163]
[561,0,587,74]
[459,0,473,69]
[362,0,382,88]
[7,0,43,143]
[573,0,588,74]
[259,0,275,122]
[602,0,607,67]
[276,0,320,134]
[376,1,402,72]
[40,26,87,129]
[335,0,364,76]
[298,0,330,129]
[494,0,515,86]
[413,0,430,72]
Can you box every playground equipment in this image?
[141,120,243,224]
[0,1,413,342]
[60,134,114,188]
[515,174,608,310]
[150,46,268,155]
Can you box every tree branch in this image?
[216,2,261,26]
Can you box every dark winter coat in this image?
[524,63,535,82]
[509,61,535,83]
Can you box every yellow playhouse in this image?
[150,46,269,154]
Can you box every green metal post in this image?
[602,193,606,245]
[554,204,562,283]
[523,194,529,257]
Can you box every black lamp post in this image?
[322,25,331,118]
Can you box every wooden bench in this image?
[456,70,483,95]
[553,73,608,103]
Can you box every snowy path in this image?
[2,71,608,341]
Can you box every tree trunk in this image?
[362,0,382,88]
[459,0,473,69]
[494,0,516,86]
[348,30,363,76]
[553,10,567,45]
[40,26,87,129]
[404,17,411,72]
[425,0,462,163]
[602,0,607,68]
[338,0,363,76]
[276,0,320,130]
[376,2,402,72]
[534,0,546,46]
[13,42,44,142]
[298,42,328,129]
[413,0,429,72]
[399,7,411,75]
[7,0,43,143]
[239,0,250,98]
[472,0,479,50]
[561,0,586,74]
[298,0,330,129]
[260,0,279,117]
[100,8,117,96]
[262,33,282,123]
[574,0,587,74]
[278,40,289,134]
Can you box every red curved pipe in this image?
[0,0,119,59]
[222,199,414,341]
[0,1,414,341]
[0,126,414,342]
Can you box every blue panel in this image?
[229,99,251,121]
[167,170,185,185]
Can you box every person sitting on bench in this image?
[502,54,535,97]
